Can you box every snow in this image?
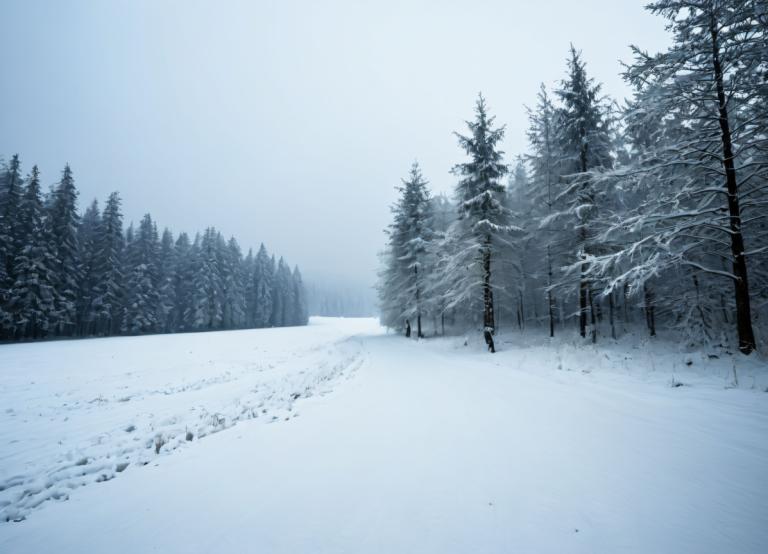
[1,318,767,553]
[0,318,370,522]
